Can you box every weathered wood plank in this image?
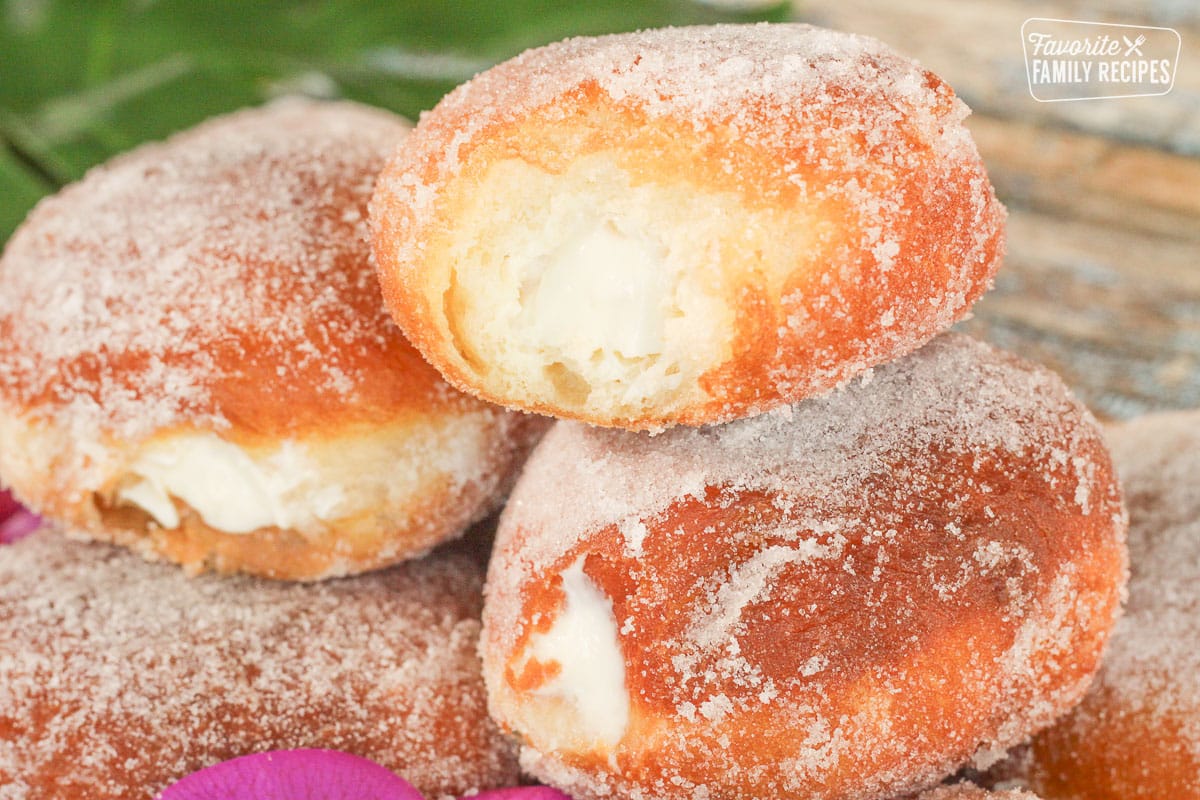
[960,207,1200,420]
[968,114,1200,241]
[803,0,1200,154]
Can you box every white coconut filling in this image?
[516,219,672,373]
[528,556,630,748]
[114,433,342,534]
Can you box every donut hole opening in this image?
[438,155,751,423]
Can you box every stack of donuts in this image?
[0,99,539,799]
[369,23,1127,800]
[0,22,1133,800]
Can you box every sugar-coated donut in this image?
[371,23,1005,431]
[0,528,518,798]
[0,99,542,580]
[1007,411,1200,799]
[481,334,1125,800]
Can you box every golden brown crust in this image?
[372,25,1005,430]
[0,530,518,797]
[482,335,1126,800]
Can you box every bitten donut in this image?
[1008,411,1200,799]
[0,99,541,580]
[371,24,1005,430]
[0,528,518,798]
[482,334,1125,800]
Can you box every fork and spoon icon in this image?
[1123,34,1146,56]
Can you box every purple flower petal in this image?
[156,749,425,800]
[466,789,574,800]
[0,509,40,544]
[0,490,38,544]
[0,488,20,521]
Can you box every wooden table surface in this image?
[804,0,1200,422]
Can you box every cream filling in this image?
[442,156,752,413]
[528,556,630,749]
[516,219,672,374]
[114,433,343,534]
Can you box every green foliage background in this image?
[0,1,790,243]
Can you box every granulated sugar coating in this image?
[372,23,1005,429]
[483,334,1126,800]
[0,529,518,799]
[0,98,414,445]
[1014,411,1200,799]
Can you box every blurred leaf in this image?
[0,0,791,243]
[0,148,50,240]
